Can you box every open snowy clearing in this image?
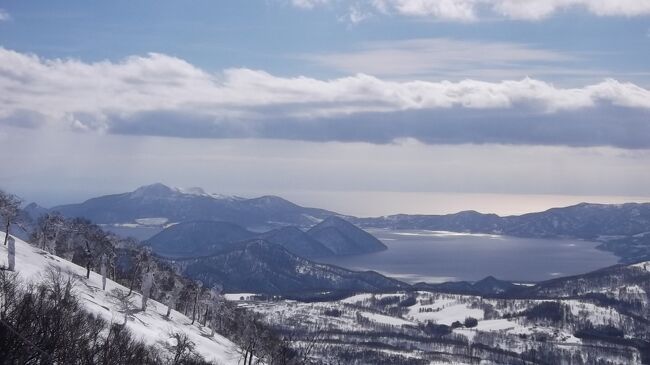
[0,233,242,364]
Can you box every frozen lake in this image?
[317,229,619,283]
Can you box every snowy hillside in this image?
[229,286,647,364]
[0,232,242,364]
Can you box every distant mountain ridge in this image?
[353,202,650,239]
[258,226,334,258]
[36,185,650,262]
[351,203,650,239]
[49,184,650,240]
[307,216,387,255]
[413,276,518,296]
[52,183,338,230]
[174,239,407,294]
[353,202,650,262]
[147,220,257,257]
[147,216,387,259]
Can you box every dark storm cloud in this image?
[107,105,650,149]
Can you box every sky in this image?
[0,0,649,216]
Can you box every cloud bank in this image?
[1,47,649,148]
[290,0,650,21]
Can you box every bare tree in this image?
[191,280,203,325]
[168,331,196,365]
[128,247,151,296]
[111,288,136,326]
[32,212,66,253]
[0,191,21,246]
[165,279,183,319]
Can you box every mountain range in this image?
[353,202,650,239]
[49,184,650,242]
[52,183,337,231]
[165,239,406,294]
[147,216,387,258]
[24,183,650,286]
[353,202,650,263]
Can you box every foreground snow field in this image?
[0,233,242,364]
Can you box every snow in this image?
[224,293,258,301]
[301,214,323,224]
[135,217,169,226]
[0,232,242,364]
[630,261,650,272]
[392,230,502,239]
[175,187,210,196]
[407,302,483,325]
[361,312,414,326]
[565,300,622,326]
[340,292,406,304]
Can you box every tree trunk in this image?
[3,221,9,246]
[7,237,15,271]
[202,307,209,326]
[191,290,199,324]
[85,242,92,279]
[127,263,139,296]
[100,255,107,290]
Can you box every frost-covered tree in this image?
[165,279,184,319]
[63,218,115,279]
[141,270,155,311]
[128,247,153,296]
[0,190,21,246]
[100,253,108,290]
[7,236,15,271]
[32,212,66,253]
[191,280,203,325]
[201,285,223,328]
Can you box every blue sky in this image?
[0,1,649,215]
[2,1,649,83]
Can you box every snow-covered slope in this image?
[0,232,241,364]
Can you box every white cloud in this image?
[287,0,650,21]
[0,47,648,135]
[303,38,575,78]
[290,0,330,9]
[342,5,373,24]
[0,9,11,22]
[374,0,477,21]
[492,0,650,20]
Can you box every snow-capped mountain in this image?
[51,183,338,231]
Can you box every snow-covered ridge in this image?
[0,232,241,364]
[392,230,503,239]
[630,261,650,272]
[174,186,244,201]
